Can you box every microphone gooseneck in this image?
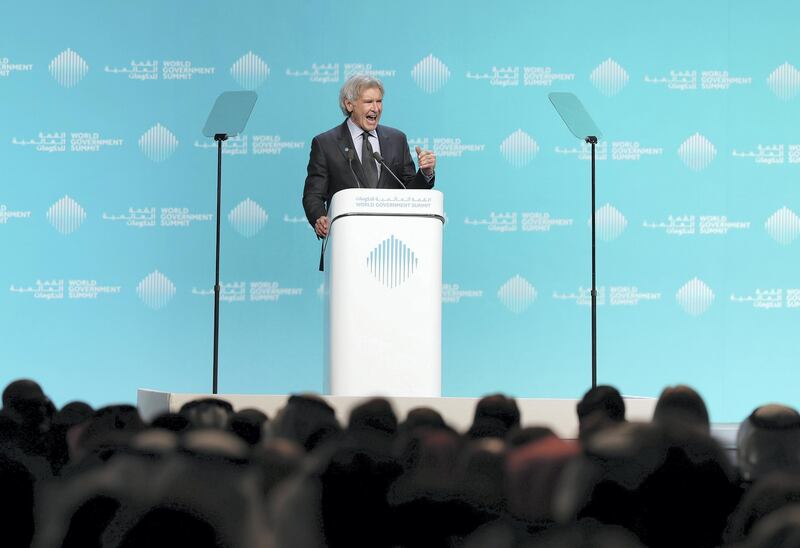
[371,151,407,190]
[344,147,362,189]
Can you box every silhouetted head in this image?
[151,412,191,433]
[468,394,520,439]
[228,408,269,446]
[653,384,710,432]
[348,398,397,437]
[179,398,234,430]
[576,385,625,442]
[54,401,93,428]
[1,379,53,430]
[737,404,800,482]
[400,407,447,433]
[270,394,342,452]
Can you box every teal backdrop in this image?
[2,0,799,423]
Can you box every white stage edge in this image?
[138,389,739,450]
[139,389,662,440]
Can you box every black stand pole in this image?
[212,133,228,394]
[587,135,598,389]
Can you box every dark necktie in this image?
[361,131,379,188]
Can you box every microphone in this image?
[371,151,406,189]
[344,147,362,189]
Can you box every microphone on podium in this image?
[344,147,362,188]
[371,151,407,190]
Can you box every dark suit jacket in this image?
[302,121,435,226]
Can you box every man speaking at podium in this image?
[302,74,436,238]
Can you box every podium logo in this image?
[500,129,539,168]
[47,196,86,235]
[498,275,537,314]
[676,277,714,316]
[590,58,628,97]
[411,54,450,94]
[678,132,716,171]
[139,123,179,162]
[367,235,418,289]
[767,62,800,101]
[592,204,627,241]
[765,207,800,245]
[228,198,268,237]
[230,51,270,89]
[49,48,89,88]
[137,270,176,310]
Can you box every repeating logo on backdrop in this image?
[230,51,270,89]
[139,123,179,162]
[678,133,716,171]
[644,69,751,91]
[731,288,800,310]
[105,60,215,81]
[732,144,800,165]
[643,214,750,236]
[411,54,450,93]
[366,235,418,289]
[192,281,302,302]
[465,211,573,233]
[49,48,89,87]
[10,280,120,300]
[47,196,86,235]
[0,205,32,224]
[228,198,268,238]
[409,137,485,158]
[137,271,176,310]
[676,277,714,316]
[767,62,800,101]
[500,129,539,168]
[764,207,800,245]
[498,275,537,314]
[286,63,396,84]
[466,65,575,87]
[442,283,483,304]
[0,57,33,78]
[590,58,628,97]
[592,204,627,241]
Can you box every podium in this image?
[324,188,445,397]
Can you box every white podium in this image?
[324,188,444,397]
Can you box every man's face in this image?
[346,86,382,131]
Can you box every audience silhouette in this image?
[0,378,797,547]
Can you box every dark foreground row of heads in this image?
[2,380,800,548]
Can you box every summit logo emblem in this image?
[47,196,86,235]
[678,133,716,171]
[48,49,89,88]
[500,129,539,168]
[590,58,629,97]
[366,235,418,289]
[228,198,268,238]
[676,277,714,316]
[592,204,627,242]
[764,207,800,245]
[137,270,176,310]
[230,51,270,90]
[49,48,89,88]
[411,54,450,94]
[498,275,537,314]
[139,123,179,162]
[767,62,800,101]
